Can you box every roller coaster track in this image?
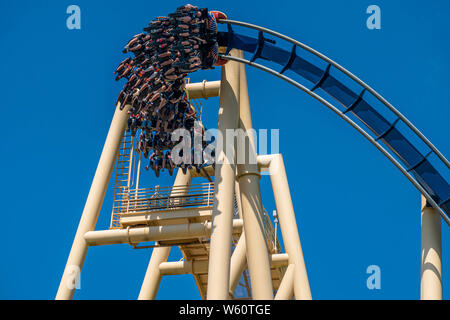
[216,19,450,225]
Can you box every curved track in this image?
[215,19,450,224]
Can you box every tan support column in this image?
[264,154,312,300]
[229,233,247,296]
[274,264,295,300]
[206,49,241,300]
[236,52,274,300]
[138,169,192,300]
[56,103,130,300]
[229,181,248,296]
[420,195,442,300]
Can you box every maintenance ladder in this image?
[110,131,135,229]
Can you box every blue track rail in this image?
[216,20,450,224]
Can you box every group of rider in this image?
[138,122,211,177]
[114,4,219,177]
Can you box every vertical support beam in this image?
[207,49,241,300]
[229,181,248,296]
[274,264,295,300]
[267,154,312,300]
[420,195,442,300]
[229,233,247,295]
[56,103,130,300]
[138,246,171,300]
[236,52,274,300]
[138,169,192,300]
[234,181,244,220]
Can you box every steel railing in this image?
[112,182,214,217]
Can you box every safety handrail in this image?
[115,182,215,216]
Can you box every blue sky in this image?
[0,0,449,299]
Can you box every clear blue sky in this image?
[0,0,449,300]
